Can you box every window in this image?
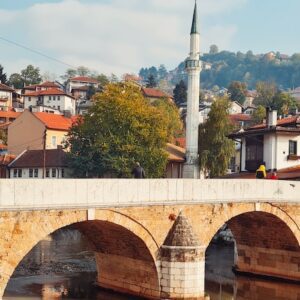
[52,136,57,147]
[49,96,52,101]
[61,168,65,178]
[29,169,33,178]
[28,97,31,102]
[289,140,297,155]
[46,168,50,178]
[34,169,38,178]
[52,168,56,178]
[58,105,60,110]
[58,96,60,100]
[13,169,17,178]
[18,169,22,178]
[53,96,56,100]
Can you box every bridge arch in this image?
[204,203,300,282]
[0,209,160,298]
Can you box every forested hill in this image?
[139,49,300,90]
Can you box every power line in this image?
[0,35,76,69]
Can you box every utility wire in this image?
[0,35,76,69]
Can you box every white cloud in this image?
[0,0,247,76]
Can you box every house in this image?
[229,113,252,128]
[229,101,243,115]
[244,90,257,108]
[66,77,99,100]
[0,154,15,178]
[23,81,62,94]
[8,110,77,155]
[243,106,257,115]
[229,109,300,172]
[165,143,185,178]
[142,87,173,103]
[23,88,76,115]
[0,83,14,109]
[8,148,70,179]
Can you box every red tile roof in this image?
[229,114,251,124]
[9,149,67,168]
[24,88,74,98]
[248,116,299,130]
[142,88,170,98]
[70,77,98,84]
[0,83,15,92]
[33,112,75,131]
[0,110,21,119]
[175,137,186,149]
[24,81,60,90]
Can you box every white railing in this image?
[0,179,299,210]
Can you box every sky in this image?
[0,0,300,79]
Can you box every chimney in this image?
[266,107,277,127]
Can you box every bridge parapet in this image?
[0,179,299,210]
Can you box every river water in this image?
[4,229,300,300]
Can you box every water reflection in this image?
[4,229,300,300]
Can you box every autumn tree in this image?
[228,81,247,104]
[251,105,266,124]
[173,80,187,107]
[65,83,171,178]
[198,96,235,177]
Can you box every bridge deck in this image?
[0,179,299,210]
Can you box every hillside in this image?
[139,50,300,90]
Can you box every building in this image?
[8,110,76,155]
[183,2,201,178]
[23,81,61,94]
[0,154,15,178]
[23,88,76,115]
[165,143,185,178]
[141,87,172,103]
[229,101,243,114]
[0,83,14,109]
[229,109,300,172]
[66,77,99,99]
[8,148,70,179]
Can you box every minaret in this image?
[183,1,201,178]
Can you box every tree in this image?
[152,99,183,140]
[251,105,266,124]
[21,65,42,86]
[173,80,187,107]
[198,97,235,177]
[96,73,110,88]
[146,75,157,88]
[8,73,23,89]
[110,73,119,83]
[254,81,278,108]
[77,66,90,76]
[273,92,297,115]
[228,81,247,104]
[65,83,171,178]
[0,65,7,85]
[209,44,219,55]
[61,68,77,83]
[158,64,168,79]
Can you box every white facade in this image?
[24,94,76,115]
[183,3,201,179]
[10,167,70,179]
[229,101,243,115]
[67,79,98,94]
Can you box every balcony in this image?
[287,154,300,161]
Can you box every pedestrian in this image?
[270,168,278,180]
[132,162,146,179]
[256,162,266,179]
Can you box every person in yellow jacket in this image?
[256,163,267,179]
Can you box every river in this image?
[4,229,300,300]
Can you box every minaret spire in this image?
[191,0,199,34]
[183,1,201,178]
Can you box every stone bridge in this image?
[0,179,300,299]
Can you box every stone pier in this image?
[160,212,205,299]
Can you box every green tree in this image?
[251,105,266,124]
[21,65,42,86]
[96,73,109,88]
[77,66,90,76]
[254,81,278,107]
[0,65,7,85]
[8,73,23,89]
[158,64,168,79]
[146,74,157,88]
[198,97,235,177]
[228,81,247,104]
[61,68,77,83]
[65,83,170,178]
[209,44,219,55]
[273,92,297,115]
[173,80,187,107]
